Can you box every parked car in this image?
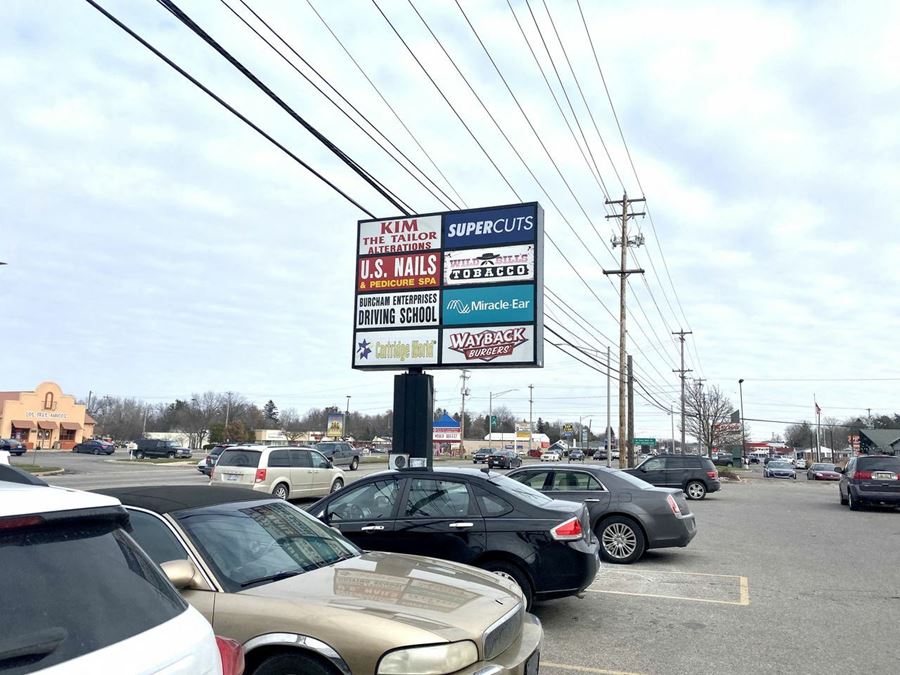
[135,438,192,459]
[807,462,841,481]
[795,458,808,470]
[713,454,736,467]
[568,449,585,462]
[310,467,600,609]
[197,444,230,476]
[487,449,522,470]
[764,461,797,479]
[97,485,543,675]
[314,441,360,470]
[623,454,721,500]
[73,439,115,455]
[211,445,344,499]
[507,465,696,564]
[0,438,27,456]
[0,482,226,674]
[540,449,562,462]
[838,455,900,510]
[592,448,608,461]
[472,447,493,464]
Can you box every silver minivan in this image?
[211,445,344,499]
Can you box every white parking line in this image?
[586,568,750,606]
[542,663,644,675]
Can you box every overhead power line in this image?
[81,0,376,217]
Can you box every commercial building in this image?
[0,381,95,450]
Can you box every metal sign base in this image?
[392,370,434,471]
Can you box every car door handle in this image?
[449,522,474,529]
[360,525,384,531]
[584,498,601,502]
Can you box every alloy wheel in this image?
[602,522,637,560]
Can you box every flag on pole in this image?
[815,402,821,415]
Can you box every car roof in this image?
[95,485,273,514]
[0,482,121,517]
[365,466,504,481]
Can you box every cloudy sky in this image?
[2,0,898,444]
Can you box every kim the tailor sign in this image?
[353,202,543,370]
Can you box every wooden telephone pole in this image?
[672,330,693,454]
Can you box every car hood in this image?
[239,551,523,642]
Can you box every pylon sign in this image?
[353,203,544,370]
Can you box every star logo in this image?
[357,339,372,360]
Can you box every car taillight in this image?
[0,515,45,530]
[216,636,244,675]
[255,468,267,483]
[666,494,681,515]
[707,470,718,479]
[550,516,583,541]
[853,470,872,480]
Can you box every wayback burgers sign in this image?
[353,203,544,370]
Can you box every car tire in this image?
[479,560,534,611]
[272,482,290,500]
[254,652,336,675]
[685,480,707,500]
[330,478,344,493]
[93,448,100,455]
[167,451,175,459]
[349,457,359,471]
[848,490,861,511]
[598,516,646,564]
[135,451,145,459]
[839,489,848,506]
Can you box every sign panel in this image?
[634,437,657,446]
[441,325,534,365]
[326,414,344,438]
[354,202,543,370]
[442,284,534,326]
[356,291,439,329]
[443,204,537,249]
[433,427,461,442]
[354,329,439,367]
[358,215,442,255]
[443,245,535,286]
[357,252,440,292]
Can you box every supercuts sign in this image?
[354,202,543,370]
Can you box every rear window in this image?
[700,458,716,470]
[0,514,186,673]
[218,449,261,468]
[857,456,900,471]
[489,474,553,506]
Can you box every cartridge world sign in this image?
[353,203,543,370]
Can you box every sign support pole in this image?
[392,368,434,470]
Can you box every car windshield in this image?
[489,473,553,506]
[174,499,359,592]
[770,462,791,469]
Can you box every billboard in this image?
[326,413,344,438]
[354,202,543,370]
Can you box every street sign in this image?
[634,437,657,446]
[353,203,544,370]
[490,415,497,426]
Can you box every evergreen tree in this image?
[263,399,279,422]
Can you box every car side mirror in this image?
[161,559,202,590]
[640,466,647,472]
[327,460,334,468]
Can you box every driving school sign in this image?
[353,202,543,370]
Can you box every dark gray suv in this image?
[838,455,900,510]
[314,441,360,470]
[134,439,192,459]
[624,454,721,500]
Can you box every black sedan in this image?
[72,439,115,455]
[0,439,27,456]
[471,448,493,464]
[507,464,697,564]
[487,449,522,470]
[310,467,599,609]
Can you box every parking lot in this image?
[19,454,900,674]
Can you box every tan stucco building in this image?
[0,381,95,450]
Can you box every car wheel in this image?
[167,451,175,459]
[330,478,344,493]
[93,448,100,455]
[272,482,290,500]
[848,490,861,511]
[598,516,646,564]
[135,451,145,459]
[685,480,707,500]
[254,652,336,675]
[479,560,534,611]
[839,488,848,505]
[349,457,359,471]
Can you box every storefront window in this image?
[44,392,55,410]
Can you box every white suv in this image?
[0,482,226,673]
[211,445,345,499]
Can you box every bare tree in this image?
[683,383,743,456]
[280,408,306,443]
[175,392,222,449]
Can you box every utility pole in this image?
[528,384,534,456]
[695,378,706,456]
[672,330,693,454]
[459,370,470,454]
[627,354,635,468]
[345,395,351,440]
[606,345,611,468]
[223,391,232,443]
[670,404,676,452]
[604,192,645,469]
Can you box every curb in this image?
[32,469,66,477]
[107,460,196,467]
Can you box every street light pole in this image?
[738,379,747,461]
[345,395,351,440]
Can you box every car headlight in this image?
[377,641,478,674]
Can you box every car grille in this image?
[483,603,524,661]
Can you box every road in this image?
[14,454,900,674]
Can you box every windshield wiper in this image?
[0,627,67,665]
[240,569,303,588]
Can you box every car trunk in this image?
[211,449,261,486]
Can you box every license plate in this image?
[225,474,240,482]
[525,650,540,675]
[872,472,895,480]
